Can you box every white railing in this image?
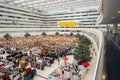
[0,3,43,15]
[75,29,104,80]
[89,29,104,80]
[96,0,104,24]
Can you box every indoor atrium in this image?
[0,0,120,80]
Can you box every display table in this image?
[24,69,36,80]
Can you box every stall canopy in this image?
[81,62,90,67]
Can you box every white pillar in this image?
[113,23,118,34]
[106,24,110,33]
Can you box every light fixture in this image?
[112,17,114,19]
[41,0,45,1]
[102,74,106,80]
[118,11,120,13]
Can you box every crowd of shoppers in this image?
[50,61,90,80]
[0,35,78,80]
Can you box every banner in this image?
[59,21,76,27]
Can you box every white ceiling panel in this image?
[1,0,100,13]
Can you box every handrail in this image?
[96,0,104,24]
[79,29,104,80]
[87,29,104,80]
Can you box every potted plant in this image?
[41,32,47,36]
[25,32,31,37]
[70,32,74,36]
[55,32,59,35]
[3,33,12,40]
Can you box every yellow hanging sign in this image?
[59,21,76,27]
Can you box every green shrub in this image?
[41,32,47,36]
[25,32,31,37]
[73,34,92,63]
[55,32,59,35]
[70,32,74,36]
[3,33,12,40]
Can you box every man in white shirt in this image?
[72,74,79,80]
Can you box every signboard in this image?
[59,21,76,27]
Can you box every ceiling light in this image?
[118,11,120,13]
[41,0,45,1]
[112,17,114,19]
[14,1,19,3]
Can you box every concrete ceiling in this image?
[100,0,120,24]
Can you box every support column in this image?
[106,24,110,33]
[113,23,118,34]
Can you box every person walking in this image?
[62,69,64,79]
[58,57,60,65]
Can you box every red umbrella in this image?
[62,57,68,65]
[81,62,90,67]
